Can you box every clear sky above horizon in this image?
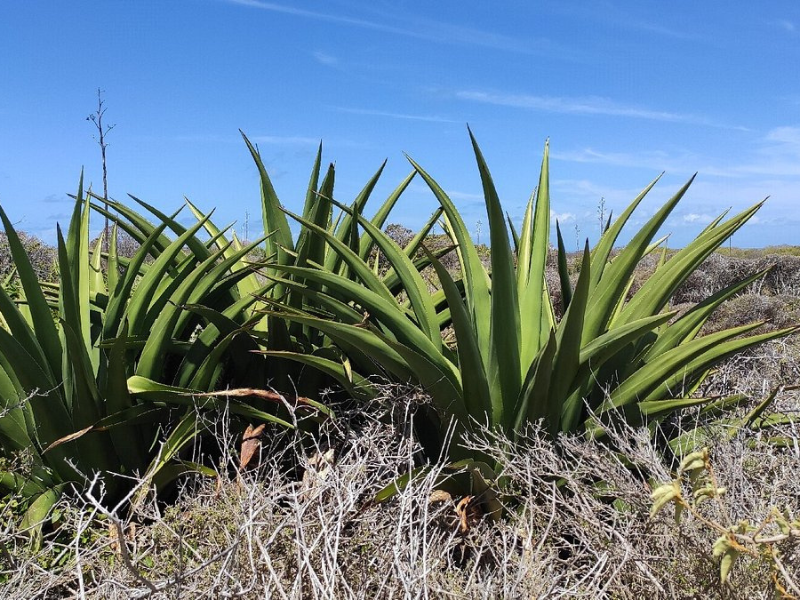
[1,1,799,248]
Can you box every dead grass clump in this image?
[0,231,58,284]
[759,255,800,296]
[703,294,800,334]
[673,254,760,305]
[466,419,800,599]
[1,388,798,599]
[696,338,800,402]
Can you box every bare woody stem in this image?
[88,88,115,249]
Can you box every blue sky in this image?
[1,1,799,248]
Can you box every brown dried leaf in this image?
[239,423,266,470]
[44,426,94,453]
[456,495,477,533]
[193,387,316,407]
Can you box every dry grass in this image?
[1,387,798,599]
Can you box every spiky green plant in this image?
[227,132,455,398]
[265,131,798,466]
[84,130,440,402]
[0,132,446,537]
[0,177,330,542]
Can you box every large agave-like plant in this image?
[0,132,444,537]
[229,133,453,397]
[92,133,451,397]
[0,173,331,540]
[265,130,798,466]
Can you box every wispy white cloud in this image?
[687,178,800,217]
[764,126,800,147]
[169,133,230,143]
[456,90,747,130]
[521,128,800,240]
[147,133,324,146]
[551,125,800,180]
[218,0,570,56]
[550,209,575,223]
[548,4,703,42]
[551,141,800,180]
[550,178,653,208]
[249,135,321,145]
[332,106,459,124]
[624,19,699,41]
[407,181,482,203]
[551,147,688,174]
[312,51,338,66]
[669,211,776,231]
[726,130,800,178]
[160,133,322,146]
[682,213,714,224]
[694,126,800,178]
[774,19,797,33]
[446,190,483,202]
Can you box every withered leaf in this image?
[239,423,266,470]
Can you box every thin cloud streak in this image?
[249,135,321,145]
[556,146,800,179]
[682,213,714,224]
[625,20,700,41]
[552,147,688,172]
[456,90,749,130]
[446,190,483,202]
[550,209,575,223]
[146,133,322,146]
[312,51,338,66]
[218,0,568,56]
[546,4,704,42]
[332,106,460,124]
[553,124,800,183]
[775,19,797,33]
